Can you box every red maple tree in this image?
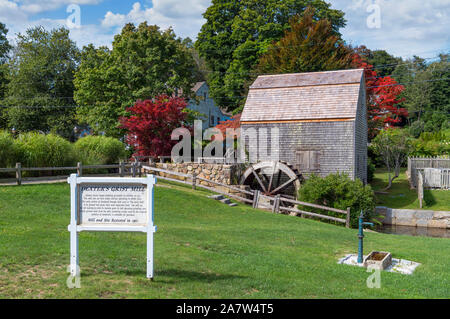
[352,54,408,139]
[213,113,242,141]
[120,95,191,157]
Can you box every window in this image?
[210,115,214,126]
[296,150,321,172]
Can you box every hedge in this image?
[0,132,128,169]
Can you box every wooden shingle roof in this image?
[241,69,365,122]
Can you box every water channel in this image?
[376,224,450,239]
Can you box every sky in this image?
[0,0,449,60]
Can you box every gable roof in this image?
[241,69,365,122]
[192,81,206,93]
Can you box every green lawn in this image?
[371,168,450,211]
[0,181,449,299]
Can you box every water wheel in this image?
[239,161,302,199]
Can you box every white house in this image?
[187,82,230,130]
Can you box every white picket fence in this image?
[408,157,450,189]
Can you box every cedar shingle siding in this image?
[240,69,368,183]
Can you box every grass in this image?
[0,181,449,299]
[370,168,450,211]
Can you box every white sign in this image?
[79,184,148,226]
[68,174,157,279]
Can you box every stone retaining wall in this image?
[376,206,450,229]
[152,163,250,197]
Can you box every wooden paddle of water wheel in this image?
[239,161,303,202]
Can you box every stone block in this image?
[428,220,449,229]
[415,210,434,220]
[416,219,428,227]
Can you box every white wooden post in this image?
[146,175,157,279]
[68,174,80,277]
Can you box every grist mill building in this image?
[240,69,368,183]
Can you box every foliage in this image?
[355,47,401,78]
[14,132,76,168]
[74,23,197,137]
[74,135,128,165]
[0,22,11,127]
[410,130,450,157]
[0,130,19,167]
[367,157,376,183]
[394,54,449,132]
[0,21,10,64]
[195,0,346,112]
[409,120,425,138]
[1,26,79,138]
[298,172,376,228]
[119,95,190,157]
[255,8,354,75]
[371,129,413,190]
[352,51,408,139]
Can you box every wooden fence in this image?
[0,162,142,185]
[0,162,352,227]
[142,165,351,228]
[408,156,450,189]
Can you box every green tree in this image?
[371,129,413,191]
[255,8,354,75]
[0,22,11,127]
[355,47,402,78]
[74,23,198,137]
[0,22,10,64]
[2,26,79,138]
[195,0,346,112]
[395,54,450,130]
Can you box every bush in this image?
[15,132,76,168]
[0,130,20,168]
[409,120,425,138]
[367,158,376,183]
[410,130,450,157]
[74,135,127,165]
[367,144,384,168]
[298,173,376,228]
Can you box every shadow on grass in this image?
[424,190,437,207]
[155,269,246,283]
[81,268,246,284]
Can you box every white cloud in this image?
[101,1,210,39]
[0,0,28,25]
[0,0,113,49]
[329,0,450,58]
[19,0,102,14]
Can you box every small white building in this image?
[187,82,230,130]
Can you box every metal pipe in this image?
[358,211,374,264]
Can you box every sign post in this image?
[67,174,157,279]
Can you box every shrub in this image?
[0,130,20,168]
[15,132,76,168]
[410,130,450,157]
[367,158,376,183]
[298,173,376,228]
[409,120,425,138]
[74,135,127,165]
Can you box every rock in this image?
[208,195,224,200]
[427,220,448,229]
